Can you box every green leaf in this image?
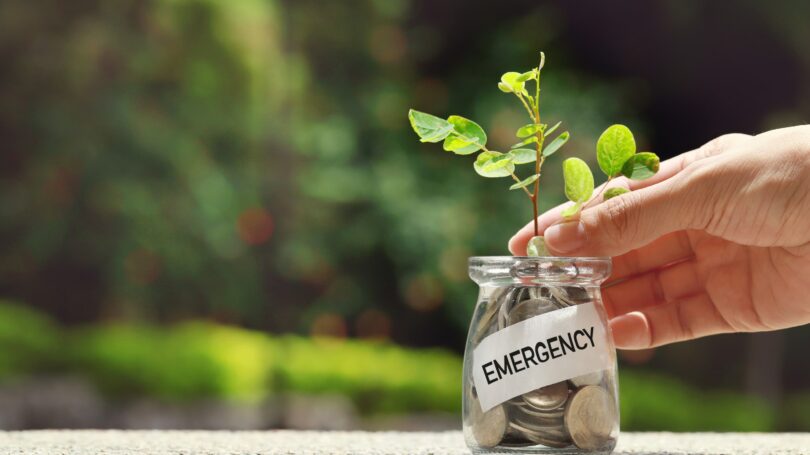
[542,131,570,157]
[500,72,528,96]
[621,152,660,180]
[442,115,487,155]
[561,202,582,218]
[474,151,514,178]
[508,148,537,165]
[512,136,538,149]
[509,173,540,190]
[596,124,636,177]
[516,123,543,138]
[408,109,454,143]
[604,187,630,200]
[526,236,549,256]
[563,157,594,203]
[517,70,537,82]
[544,121,561,137]
[497,82,511,93]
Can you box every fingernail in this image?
[543,222,587,253]
[609,312,651,349]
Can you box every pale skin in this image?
[509,125,810,349]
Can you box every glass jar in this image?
[463,256,618,454]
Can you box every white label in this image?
[472,302,611,412]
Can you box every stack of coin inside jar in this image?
[467,284,618,451]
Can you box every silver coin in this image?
[564,285,590,302]
[470,400,507,448]
[508,419,571,448]
[498,288,521,330]
[564,385,617,450]
[507,298,556,325]
[522,381,570,411]
[570,370,605,387]
[548,286,575,307]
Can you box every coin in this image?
[564,385,617,450]
[570,370,605,387]
[470,400,507,448]
[507,298,556,325]
[522,381,570,411]
[508,419,571,448]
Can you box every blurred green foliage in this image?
[0,301,806,429]
[0,0,635,338]
[0,301,61,378]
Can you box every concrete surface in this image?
[0,430,807,454]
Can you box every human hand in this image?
[509,126,810,349]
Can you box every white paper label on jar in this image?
[472,302,612,412]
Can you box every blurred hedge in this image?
[0,301,802,428]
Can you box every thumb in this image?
[543,177,702,257]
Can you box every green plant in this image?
[408,53,660,251]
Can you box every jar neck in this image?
[468,256,611,287]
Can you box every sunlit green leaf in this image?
[512,136,538,149]
[442,115,487,155]
[408,109,454,143]
[596,124,636,177]
[542,131,570,157]
[544,121,561,137]
[497,82,512,93]
[500,72,528,96]
[563,157,594,203]
[561,202,582,218]
[621,152,660,180]
[474,151,514,178]
[516,123,543,138]
[509,173,540,190]
[517,70,537,82]
[604,187,630,200]
[508,148,537,165]
[526,236,549,256]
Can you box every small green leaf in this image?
[500,72,528,96]
[621,152,660,180]
[408,109,454,143]
[563,157,594,204]
[526,236,549,256]
[508,148,537,165]
[596,124,636,177]
[517,70,537,82]
[512,136,538,149]
[604,187,630,200]
[561,202,582,218]
[474,151,515,178]
[516,123,543,138]
[544,121,561,137]
[509,173,540,190]
[542,131,570,157]
[498,82,511,93]
[442,115,487,155]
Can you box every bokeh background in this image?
[1,0,809,431]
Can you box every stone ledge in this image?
[0,430,807,454]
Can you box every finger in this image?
[609,293,733,349]
[624,133,752,191]
[607,231,694,282]
[602,259,703,318]
[509,178,638,255]
[542,176,699,257]
[508,133,751,255]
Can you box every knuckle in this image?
[597,193,635,243]
[699,133,752,158]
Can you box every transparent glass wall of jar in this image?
[463,256,618,454]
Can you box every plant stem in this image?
[531,59,544,238]
[510,172,534,198]
[516,93,535,122]
[581,177,613,210]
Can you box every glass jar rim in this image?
[468,255,612,286]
